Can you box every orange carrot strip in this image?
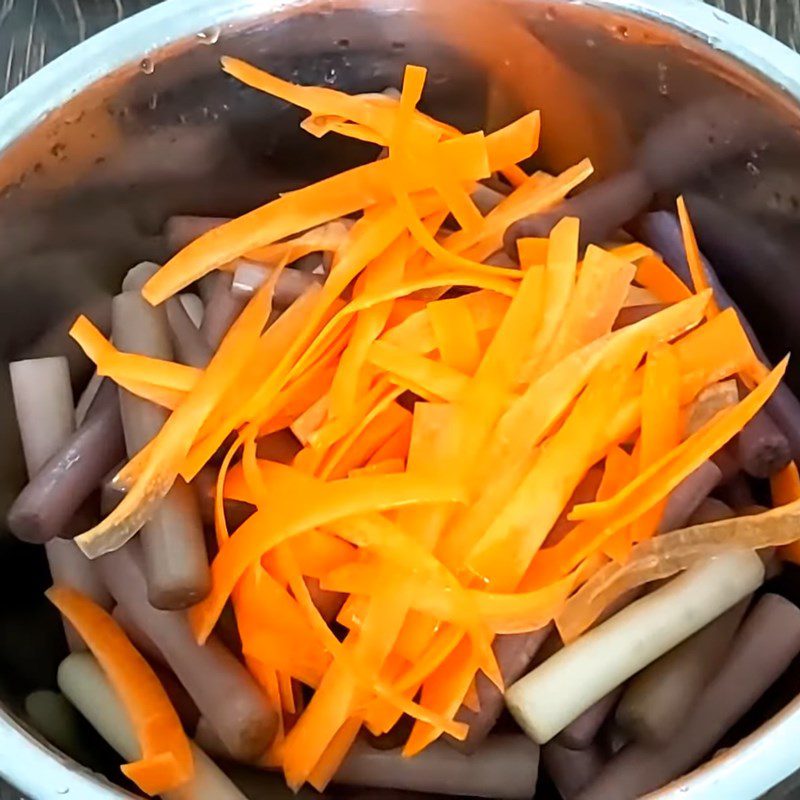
[245,220,350,264]
[366,624,464,734]
[463,679,481,713]
[444,163,592,266]
[440,291,711,572]
[278,671,296,716]
[144,113,531,305]
[309,377,392,453]
[542,245,636,368]
[291,530,356,579]
[677,196,720,316]
[191,471,465,643]
[115,380,186,411]
[348,458,405,477]
[355,271,519,308]
[46,587,193,795]
[397,403,466,552]
[170,285,330,481]
[466,331,650,591]
[302,115,387,144]
[598,447,637,563]
[319,393,407,480]
[282,660,357,790]
[323,561,574,634]
[291,394,329,446]
[403,637,477,755]
[529,317,764,583]
[367,340,470,402]
[387,65,531,281]
[224,457,312,504]
[422,232,570,572]
[635,255,692,304]
[329,230,418,422]
[610,242,653,264]
[235,567,329,685]
[325,512,500,688]
[773,462,800,506]
[177,210,404,482]
[143,149,460,305]
[570,359,788,530]
[284,556,469,738]
[385,297,428,328]
[70,317,197,390]
[501,164,528,187]
[306,717,362,792]
[629,346,682,544]
[517,237,548,269]
[427,297,482,374]
[221,57,446,144]
[383,290,509,354]
[77,270,282,558]
[517,218,580,381]
[368,417,413,465]
[329,277,400,424]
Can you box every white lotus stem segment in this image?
[505,551,765,744]
[576,594,800,800]
[58,653,249,800]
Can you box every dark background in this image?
[0,0,797,798]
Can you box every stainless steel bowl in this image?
[1,0,800,797]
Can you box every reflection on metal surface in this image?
[0,1,795,96]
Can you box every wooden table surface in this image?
[0,0,797,798]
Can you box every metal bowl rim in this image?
[1,0,800,798]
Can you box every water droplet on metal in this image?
[323,66,337,85]
[746,161,760,176]
[197,26,221,45]
[545,6,557,21]
[140,58,154,75]
[586,38,596,48]
[657,62,669,97]
[612,24,629,39]
[148,93,158,110]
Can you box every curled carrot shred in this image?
[46,587,193,794]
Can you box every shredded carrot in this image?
[193,471,465,643]
[329,235,409,421]
[596,448,636,562]
[677,196,721,316]
[635,255,692,304]
[629,345,682,545]
[542,244,636,369]
[367,341,470,402]
[61,59,797,789]
[517,217,580,381]
[77,270,283,558]
[773,462,800,506]
[245,220,351,265]
[46,587,193,795]
[570,359,787,529]
[427,297,482,374]
[467,324,655,591]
